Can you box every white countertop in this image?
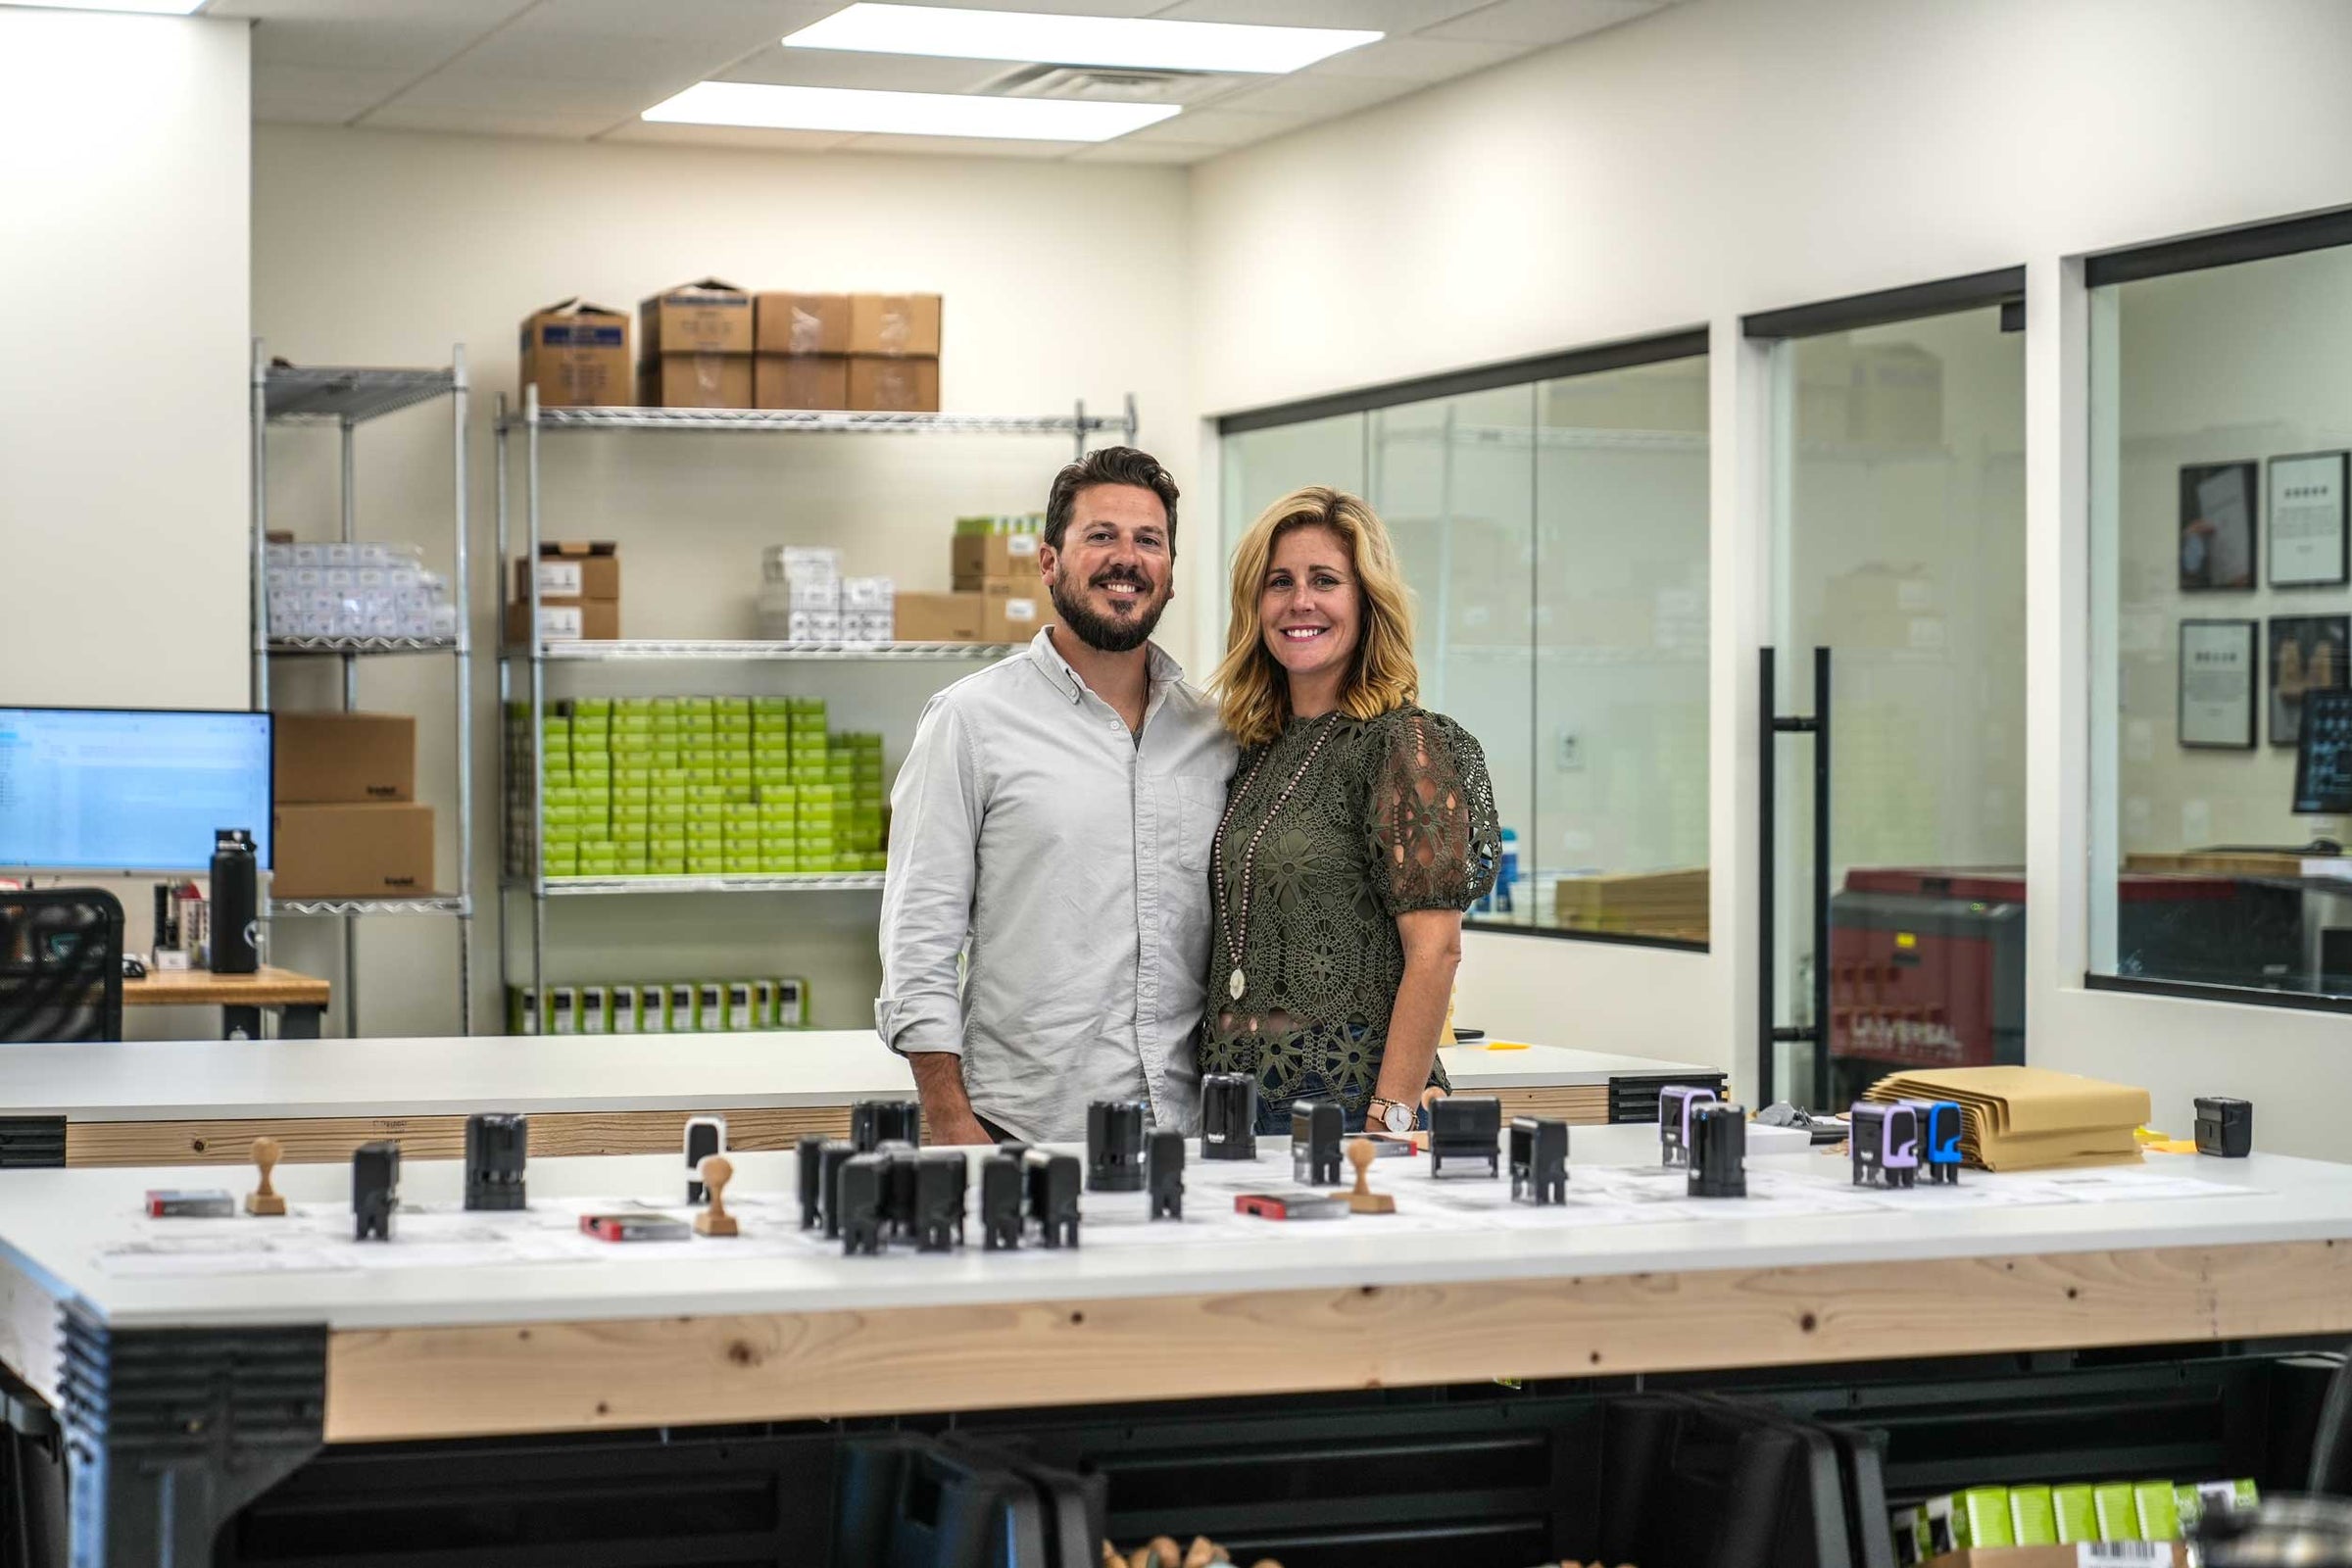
[4,1123,2340,1333]
[0,1033,1718,1121]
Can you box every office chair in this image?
[0,888,123,1043]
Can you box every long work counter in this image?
[0,1032,1722,1166]
[1,1124,2347,1564]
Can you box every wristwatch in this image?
[1367,1096,1415,1135]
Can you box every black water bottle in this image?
[210,828,260,974]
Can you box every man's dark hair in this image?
[1044,446,1179,554]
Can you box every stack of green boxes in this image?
[1894,1476,2258,1562]
[507,697,888,878]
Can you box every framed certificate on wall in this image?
[2179,462,2258,591]
[2180,619,2258,750]
[2269,613,2350,748]
[2267,451,2350,588]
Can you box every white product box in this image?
[843,575,895,612]
[762,545,841,584]
[787,610,844,642]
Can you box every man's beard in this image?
[1050,564,1169,655]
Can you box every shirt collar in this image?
[1029,625,1184,706]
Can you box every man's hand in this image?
[908,1050,995,1145]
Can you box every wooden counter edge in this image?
[63,1087,1614,1166]
[321,1237,2352,1444]
[122,965,331,1008]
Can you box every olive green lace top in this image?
[1199,706,1500,1111]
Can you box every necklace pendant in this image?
[1228,967,1246,1002]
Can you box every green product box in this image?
[714,714,753,736]
[798,853,840,873]
[577,854,620,873]
[576,983,613,1035]
[773,976,808,1027]
[571,697,612,717]
[542,804,584,828]
[612,809,651,832]
[686,804,726,823]
[611,711,653,732]
[546,985,579,1036]
[609,765,651,784]
[612,785,652,806]
[714,696,750,715]
[724,803,760,822]
[542,851,578,878]
[720,765,756,786]
[2176,1481,2259,1539]
[2052,1487,2097,1544]
[753,696,793,714]
[650,784,690,804]
[687,857,725,876]
[507,986,549,1036]
[1925,1490,2013,1552]
[651,808,688,831]
[685,784,725,803]
[723,860,762,877]
[2092,1484,2139,1542]
[759,854,796,874]
[665,981,697,1031]
[2134,1481,2180,1541]
[679,696,714,712]
[2007,1485,2057,1545]
[695,981,727,1032]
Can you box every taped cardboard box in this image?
[892,591,985,643]
[274,712,416,804]
[272,803,435,899]
[640,354,752,410]
[519,299,630,407]
[756,354,850,411]
[951,532,1041,581]
[982,594,1055,645]
[756,292,851,356]
[513,541,619,602]
[506,599,620,643]
[848,356,939,413]
[849,293,942,357]
[639,278,753,356]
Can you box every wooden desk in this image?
[121,963,330,1039]
[2,1131,2346,1564]
[0,1031,1724,1167]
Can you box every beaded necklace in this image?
[1210,712,1343,1003]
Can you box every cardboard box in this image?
[756,292,851,356]
[1920,1552,2141,1567]
[891,591,985,643]
[271,803,435,899]
[514,541,619,602]
[951,532,1042,581]
[639,278,753,357]
[755,354,850,411]
[847,356,940,413]
[981,593,1055,645]
[506,599,620,643]
[640,354,752,410]
[956,575,1041,599]
[519,299,630,408]
[273,712,416,804]
[849,293,942,357]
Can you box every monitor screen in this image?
[2294,689,2352,815]
[0,708,272,872]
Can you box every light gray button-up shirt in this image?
[876,628,1237,1142]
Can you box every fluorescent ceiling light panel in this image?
[642,81,1179,141]
[783,3,1380,74]
[0,0,210,11]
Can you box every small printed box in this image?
[549,985,579,1037]
[2092,1485,2138,1542]
[509,987,547,1036]
[2008,1486,2057,1545]
[696,982,725,1032]
[579,984,611,1035]
[774,977,807,1027]
[2134,1482,2180,1542]
[2051,1486,2098,1544]
[668,982,697,1032]
[635,983,667,1033]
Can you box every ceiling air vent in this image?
[985,63,1243,105]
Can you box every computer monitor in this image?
[0,708,272,872]
[2294,689,2352,816]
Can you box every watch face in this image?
[1381,1101,1414,1134]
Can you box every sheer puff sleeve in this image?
[1366,709,1501,917]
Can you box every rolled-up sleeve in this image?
[876,693,985,1056]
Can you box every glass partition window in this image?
[2089,239,2352,1006]
[1217,349,1710,947]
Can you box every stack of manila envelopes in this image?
[1866,1066,2149,1171]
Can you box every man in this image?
[877,447,1235,1144]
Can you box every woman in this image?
[1201,486,1500,1137]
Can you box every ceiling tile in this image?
[1302,32,1520,79]
[360,104,637,140]
[424,17,751,85]
[1117,105,1298,146]
[832,132,1091,158]
[222,0,525,74]
[251,100,368,126]
[1422,0,1664,46]
[599,121,861,151]
[248,62,416,118]
[1145,0,1489,29]
[718,44,1011,94]
[1211,70,1420,118]
[381,74,671,116]
[528,0,834,40]
[865,0,1169,14]
[1069,138,1226,164]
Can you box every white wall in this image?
[1188,0,2352,1146]
[0,12,249,710]
[250,124,1193,1037]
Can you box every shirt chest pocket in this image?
[1173,774,1223,875]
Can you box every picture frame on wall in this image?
[2179,461,2259,591]
[2268,613,2350,748]
[2179,618,2258,750]
[2267,451,2350,588]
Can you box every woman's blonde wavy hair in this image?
[1212,486,1419,749]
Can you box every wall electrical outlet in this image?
[1556,730,1582,771]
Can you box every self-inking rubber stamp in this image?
[1850,1102,1920,1189]
[817,1139,857,1241]
[1025,1150,1081,1249]
[1291,1100,1344,1186]
[913,1150,967,1252]
[838,1152,889,1256]
[1429,1095,1502,1179]
[465,1113,528,1211]
[980,1153,1024,1250]
[684,1115,726,1203]
[1148,1129,1185,1221]
[1658,1084,1718,1168]
[352,1140,400,1242]
[2195,1096,2253,1158]
[797,1134,828,1229]
[1200,1073,1257,1161]
[852,1098,921,1152]
[1509,1116,1568,1205]
[1912,1099,1965,1184]
[1087,1100,1148,1193]
[1687,1102,1747,1199]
